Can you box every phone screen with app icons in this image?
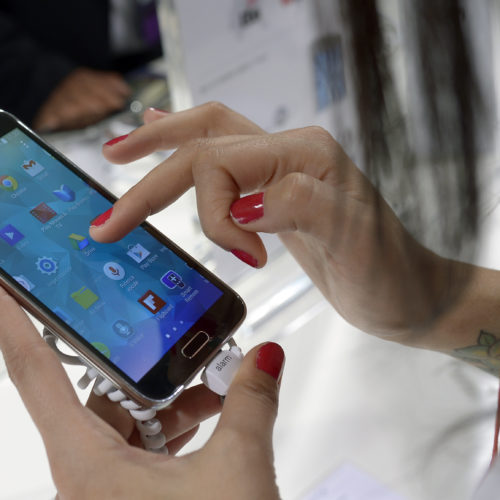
[0,127,227,384]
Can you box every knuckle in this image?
[280,172,315,206]
[202,101,231,118]
[304,125,335,145]
[200,101,232,135]
[278,174,318,232]
[302,126,339,156]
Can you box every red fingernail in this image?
[104,134,129,146]
[256,343,285,381]
[231,249,258,268]
[90,207,113,227]
[230,192,264,224]
[148,107,170,115]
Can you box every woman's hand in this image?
[33,67,131,132]
[0,286,283,499]
[89,103,451,345]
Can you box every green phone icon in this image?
[71,286,99,309]
[91,342,111,359]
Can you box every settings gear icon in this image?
[36,256,58,275]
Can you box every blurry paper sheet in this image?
[302,463,406,500]
[157,0,358,155]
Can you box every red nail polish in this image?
[230,192,264,224]
[256,343,285,381]
[104,134,129,147]
[231,249,258,268]
[90,208,113,227]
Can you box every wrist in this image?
[343,240,467,347]
[400,254,499,353]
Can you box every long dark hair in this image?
[342,0,487,259]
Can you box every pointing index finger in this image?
[89,145,195,243]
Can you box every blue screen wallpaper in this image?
[0,129,223,382]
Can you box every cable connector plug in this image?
[201,345,244,396]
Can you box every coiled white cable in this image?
[42,330,243,455]
[43,328,168,453]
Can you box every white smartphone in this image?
[0,110,246,408]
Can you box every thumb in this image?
[214,343,285,444]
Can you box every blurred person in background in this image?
[1,0,499,498]
[0,0,162,132]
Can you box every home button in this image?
[181,331,210,359]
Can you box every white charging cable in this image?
[43,329,243,454]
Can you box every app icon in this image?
[127,243,150,264]
[161,270,185,289]
[69,233,89,250]
[21,159,44,177]
[113,320,134,338]
[53,184,75,202]
[36,256,58,275]
[53,307,73,325]
[71,286,99,309]
[91,341,111,359]
[103,262,125,281]
[0,175,18,191]
[0,224,24,246]
[30,202,57,223]
[13,275,35,291]
[138,290,166,314]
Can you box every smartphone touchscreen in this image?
[0,112,245,406]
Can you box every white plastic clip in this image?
[201,345,244,396]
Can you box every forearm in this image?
[296,224,500,378]
[342,247,500,375]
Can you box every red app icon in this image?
[138,290,166,314]
[30,202,57,223]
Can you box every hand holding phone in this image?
[0,110,246,408]
[0,289,283,498]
